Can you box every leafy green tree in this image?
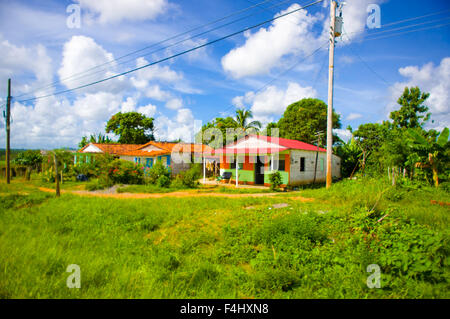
[277,98,341,145]
[263,122,279,137]
[106,112,154,144]
[13,150,43,180]
[390,87,431,129]
[407,127,449,187]
[234,108,261,132]
[352,123,389,173]
[335,138,362,178]
[78,133,114,148]
[199,116,239,149]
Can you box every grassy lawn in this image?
[0,177,448,298]
[117,184,274,194]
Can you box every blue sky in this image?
[0,0,449,149]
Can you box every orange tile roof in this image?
[78,143,141,155]
[78,141,215,157]
[120,150,171,157]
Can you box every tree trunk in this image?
[432,166,439,188]
[25,166,31,181]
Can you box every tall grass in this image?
[0,177,448,298]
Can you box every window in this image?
[270,159,285,171]
[230,158,243,170]
[300,157,305,172]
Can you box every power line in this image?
[16,0,326,104]
[343,8,450,37]
[16,0,300,100]
[208,41,328,121]
[361,22,450,42]
[341,28,391,86]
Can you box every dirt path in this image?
[37,187,314,201]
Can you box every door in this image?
[255,156,265,185]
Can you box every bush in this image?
[85,180,106,191]
[147,160,170,184]
[172,164,202,188]
[156,175,171,188]
[106,159,144,185]
[269,171,282,190]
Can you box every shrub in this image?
[147,160,170,184]
[156,175,171,188]
[85,180,106,191]
[105,159,144,185]
[172,164,202,188]
[269,171,282,190]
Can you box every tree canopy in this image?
[390,86,430,129]
[105,112,155,144]
[277,98,341,145]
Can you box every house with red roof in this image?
[76,141,215,175]
[214,135,341,187]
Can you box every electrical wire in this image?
[16,0,302,100]
[207,41,328,121]
[341,28,391,86]
[16,0,326,104]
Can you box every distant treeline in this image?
[0,149,28,162]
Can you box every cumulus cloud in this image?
[232,82,317,126]
[334,128,353,143]
[346,112,363,121]
[340,0,383,41]
[154,108,196,141]
[222,3,324,79]
[165,98,183,110]
[77,0,169,24]
[221,1,384,79]
[387,57,450,130]
[58,35,125,93]
[0,34,52,96]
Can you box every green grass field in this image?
[0,177,448,298]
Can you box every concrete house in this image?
[76,141,214,174]
[215,135,341,187]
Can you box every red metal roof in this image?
[213,135,326,154]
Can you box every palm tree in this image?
[407,127,449,187]
[234,109,262,132]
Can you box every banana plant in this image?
[407,127,449,187]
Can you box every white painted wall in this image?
[289,150,341,185]
[226,136,280,150]
[82,144,103,153]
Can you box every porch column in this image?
[235,154,238,187]
[203,155,206,184]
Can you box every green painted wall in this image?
[223,169,255,182]
[264,170,289,185]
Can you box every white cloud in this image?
[73,92,122,121]
[137,104,157,118]
[154,108,196,141]
[77,0,169,24]
[387,57,450,129]
[334,128,353,142]
[222,3,324,79]
[165,98,183,110]
[58,35,125,93]
[346,112,363,121]
[341,0,383,41]
[234,82,317,117]
[144,85,172,101]
[0,34,52,96]
[134,57,182,83]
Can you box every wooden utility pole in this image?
[313,131,323,184]
[53,153,60,197]
[326,1,337,189]
[5,79,11,184]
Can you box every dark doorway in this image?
[255,156,265,185]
